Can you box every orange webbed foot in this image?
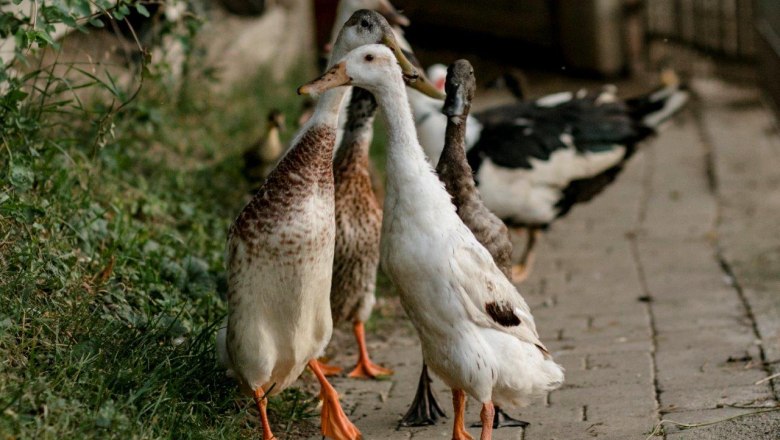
[308,360,362,440]
[320,389,362,440]
[453,430,475,440]
[347,321,393,380]
[347,358,393,379]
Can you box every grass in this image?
[0,61,333,438]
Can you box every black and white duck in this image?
[417,65,689,282]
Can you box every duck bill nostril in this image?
[298,62,352,96]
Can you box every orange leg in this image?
[479,402,495,440]
[308,359,362,440]
[316,358,344,376]
[452,389,474,440]
[511,227,539,284]
[347,321,393,379]
[253,387,275,440]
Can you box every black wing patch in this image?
[485,301,521,327]
[468,92,654,173]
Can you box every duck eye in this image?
[360,19,370,28]
[365,54,374,62]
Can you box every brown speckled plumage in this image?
[436,60,513,279]
[331,88,382,325]
[230,125,336,252]
[222,118,339,395]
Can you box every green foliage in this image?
[0,1,320,438]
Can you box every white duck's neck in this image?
[373,79,448,203]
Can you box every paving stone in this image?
[656,346,767,393]
[656,407,760,435]
[663,409,780,439]
[563,351,655,389]
[659,383,776,412]
[524,420,652,440]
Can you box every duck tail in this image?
[626,68,690,129]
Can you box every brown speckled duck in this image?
[402,59,531,430]
[321,87,393,379]
[216,10,429,440]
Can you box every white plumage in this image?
[327,44,564,438]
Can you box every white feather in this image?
[338,44,564,408]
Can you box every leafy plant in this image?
[1,1,320,438]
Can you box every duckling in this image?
[217,10,427,439]
[242,109,286,186]
[304,44,564,440]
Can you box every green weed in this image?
[1,32,320,439]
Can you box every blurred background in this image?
[2,1,779,438]
[4,1,779,107]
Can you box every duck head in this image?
[335,0,409,29]
[442,59,476,123]
[266,109,286,133]
[319,10,443,99]
[298,45,405,98]
[326,0,409,54]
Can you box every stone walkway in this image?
[312,77,780,439]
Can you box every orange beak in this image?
[297,62,352,96]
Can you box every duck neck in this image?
[437,114,479,207]
[306,86,349,129]
[334,87,377,171]
[374,80,441,198]
[274,87,347,182]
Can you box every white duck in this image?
[217,11,425,440]
[303,44,565,440]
